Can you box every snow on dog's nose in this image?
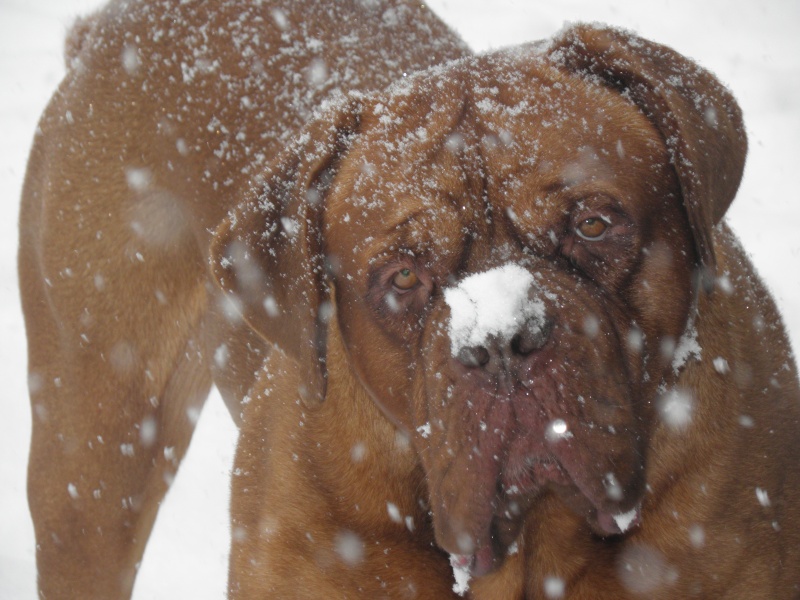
[444,263,550,364]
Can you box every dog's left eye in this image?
[392,268,420,291]
[576,217,610,241]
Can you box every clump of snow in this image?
[449,554,472,596]
[125,166,152,191]
[121,44,141,75]
[627,326,644,353]
[688,524,705,548]
[658,388,694,431]
[67,483,79,500]
[545,418,573,442]
[263,295,280,317]
[186,407,201,425]
[671,325,701,373]
[120,443,135,457]
[350,442,366,463]
[712,356,729,374]
[305,58,329,88]
[543,576,565,599]
[271,7,289,30]
[603,472,624,502]
[582,313,600,338]
[612,506,640,533]
[139,415,157,447]
[416,422,431,439]
[334,530,364,566]
[444,263,544,356]
[716,273,733,294]
[738,415,755,428]
[404,516,415,532]
[386,502,402,524]
[214,343,230,369]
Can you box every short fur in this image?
[20,1,799,598]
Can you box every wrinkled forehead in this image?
[464,48,668,193]
[325,46,667,256]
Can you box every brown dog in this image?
[20,0,800,598]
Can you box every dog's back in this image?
[19,2,466,597]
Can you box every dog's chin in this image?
[450,509,643,580]
[435,459,643,578]
[442,506,643,580]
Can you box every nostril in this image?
[510,334,525,355]
[512,317,553,355]
[456,346,491,368]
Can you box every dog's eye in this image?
[576,217,609,241]
[392,268,419,291]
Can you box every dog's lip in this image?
[553,461,644,537]
[438,463,643,582]
[431,423,645,579]
[450,543,497,580]
[523,430,646,536]
[498,451,644,544]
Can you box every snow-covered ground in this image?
[1,0,797,598]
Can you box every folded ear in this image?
[547,24,747,287]
[210,98,362,405]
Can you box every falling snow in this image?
[658,388,694,431]
[1,2,799,600]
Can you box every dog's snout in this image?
[455,315,553,371]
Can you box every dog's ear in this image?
[547,24,747,286]
[210,98,362,405]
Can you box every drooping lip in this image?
[450,543,497,582]
[452,507,643,580]
[526,448,645,539]
[553,443,645,538]
[437,449,644,578]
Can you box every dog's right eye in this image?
[392,268,420,292]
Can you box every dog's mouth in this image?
[424,419,646,579]
[459,457,572,577]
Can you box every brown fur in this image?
[20,2,799,599]
[20,1,465,598]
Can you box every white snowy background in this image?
[0,0,797,597]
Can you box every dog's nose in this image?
[511,316,553,355]
[455,315,553,370]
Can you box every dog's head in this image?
[212,25,745,576]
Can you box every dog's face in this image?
[324,49,696,573]
[213,26,746,577]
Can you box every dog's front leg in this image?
[20,89,214,599]
[227,334,460,599]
